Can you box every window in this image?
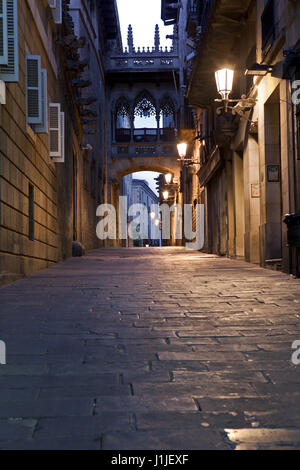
[0,0,8,65]
[261,0,275,52]
[0,0,18,82]
[26,55,48,133]
[28,184,34,241]
[26,55,42,124]
[49,104,65,162]
[48,0,62,24]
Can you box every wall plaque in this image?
[251,183,260,198]
[267,165,280,182]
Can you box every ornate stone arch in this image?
[115,96,131,120]
[159,95,177,134]
[133,90,158,119]
[159,95,176,119]
[114,96,131,133]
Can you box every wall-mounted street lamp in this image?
[161,173,178,204]
[165,173,173,184]
[215,68,256,116]
[176,142,200,167]
[177,143,188,160]
[163,190,169,200]
[215,68,234,110]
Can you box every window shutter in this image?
[55,112,65,163]
[48,0,56,8]
[0,0,18,82]
[49,103,61,158]
[26,55,42,125]
[33,69,47,133]
[0,0,8,65]
[52,0,62,24]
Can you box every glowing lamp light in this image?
[163,190,169,200]
[155,219,160,227]
[215,68,234,101]
[177,142,187,159]
[165,173,172,184]
[150,211,156,220]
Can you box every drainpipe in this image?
[290,78,299,276]
[291,79,299,213]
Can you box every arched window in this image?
[115,97,131,142]
[133,91,157,142]
[159,96,176,142]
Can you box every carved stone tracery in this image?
[134,91,157,118]
[115,96,131,119]
[159,95,176,119]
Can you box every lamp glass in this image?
[165,173,172,184]
[177,142,187,159]
[215,68,234,100]
[163,190,169,200]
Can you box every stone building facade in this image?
[181,0,300,276]
[131,178,160,246]
[0,0,120,283]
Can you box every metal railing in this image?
[115,128,177,144]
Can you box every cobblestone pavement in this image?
[0,248,300,450]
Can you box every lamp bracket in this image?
[177,158,200,166]
[215,95,257,116]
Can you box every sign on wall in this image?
[251,183,260,198]
[267,165,280,183]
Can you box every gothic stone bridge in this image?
[105,25,183,193]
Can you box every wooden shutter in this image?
[0,78,5,104]
[26,55,42,125]
[33,69,47,133]
[54,112,65,163]
[0,0,18,82]
[49,103,61,158]
[52,0,62,24]
[0,0,8,65]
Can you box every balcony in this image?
[106,52,179,73]
[113,127,177,158]
[159,128,176,142]
[115,129,131,143]
[115,128,176,144]
[133,128,158,143]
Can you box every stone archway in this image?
[110,156,181,183]
[107,156,182,247]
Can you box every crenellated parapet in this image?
[106,24,179,72]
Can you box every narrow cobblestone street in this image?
[0,248,300,450]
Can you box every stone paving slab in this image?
[0,247,300,450]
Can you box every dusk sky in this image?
[117,0,173,50]
[116,0,172,196]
